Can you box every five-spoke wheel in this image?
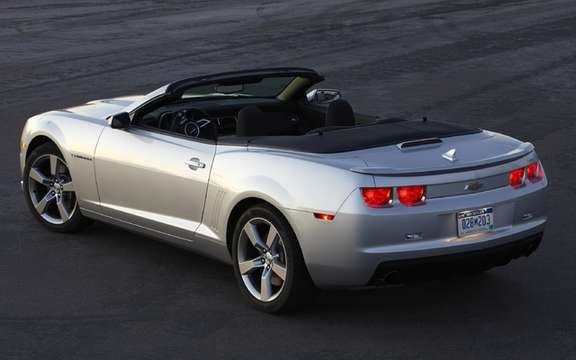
[232,204,316,312]
[237,217,288,302]
[28,154,76,224]
[23,142,91,232]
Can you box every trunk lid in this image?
[348,131,533,176]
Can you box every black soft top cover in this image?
[221,120,480,154]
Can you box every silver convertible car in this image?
[20,68,547,312]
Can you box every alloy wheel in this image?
[237,217,288,302]
[28,154,76,225]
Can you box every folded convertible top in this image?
[222,120,481,154]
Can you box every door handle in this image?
[185,157,206,170]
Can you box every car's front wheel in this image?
[23,142,92,232]
[232,204,316,313]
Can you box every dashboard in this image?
[156,109,214,138]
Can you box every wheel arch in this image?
[225,196,299,256]
[26,135,59,160]
[20,117,69,174]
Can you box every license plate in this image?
[457,208,494,237]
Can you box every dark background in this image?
[1,0,575,359]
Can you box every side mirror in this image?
[107,112,131,129]
[306,89,341,105]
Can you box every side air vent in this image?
[397,138,443,150]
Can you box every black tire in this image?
[23,142,92,233]
[232,204,316,313]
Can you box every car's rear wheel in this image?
[23,142,92,232]
[232,204,316,313]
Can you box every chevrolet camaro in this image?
[19,68,547,312]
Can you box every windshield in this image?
[181,76,295,98]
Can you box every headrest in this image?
[326,99,355,127]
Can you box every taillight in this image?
[509,168,525,188]
[361,187,392,208]
[397,186,426,206]
[526,161,543,182]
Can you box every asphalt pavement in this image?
[1,0,576,359]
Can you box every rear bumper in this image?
[369,231,542,285]
[287,176,547,289]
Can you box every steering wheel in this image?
[158,108,213,138]
[180,108,213,138]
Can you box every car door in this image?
[94,126,215,240]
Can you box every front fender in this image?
[20,116,68,173]
[20,112,106,211]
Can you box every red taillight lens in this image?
[509,168,525,188]
[397,186,426,206]
[526,161,543,182]
[361,187,392,208]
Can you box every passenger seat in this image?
[307,99,356,134]
[325,99,355,127]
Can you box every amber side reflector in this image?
[314,213,335,221]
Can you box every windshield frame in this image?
[180,76,297,99]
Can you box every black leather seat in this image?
[306,99,356,134]
[325,99,355,127]
[236,106,300,137]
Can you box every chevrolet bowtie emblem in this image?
[464,181,483,192]
[442,148,457,162]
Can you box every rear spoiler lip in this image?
[350,142,535,176]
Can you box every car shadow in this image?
[80,221,527,324]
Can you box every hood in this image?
[54,95,144,121]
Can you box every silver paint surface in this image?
[19,91,548,287]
